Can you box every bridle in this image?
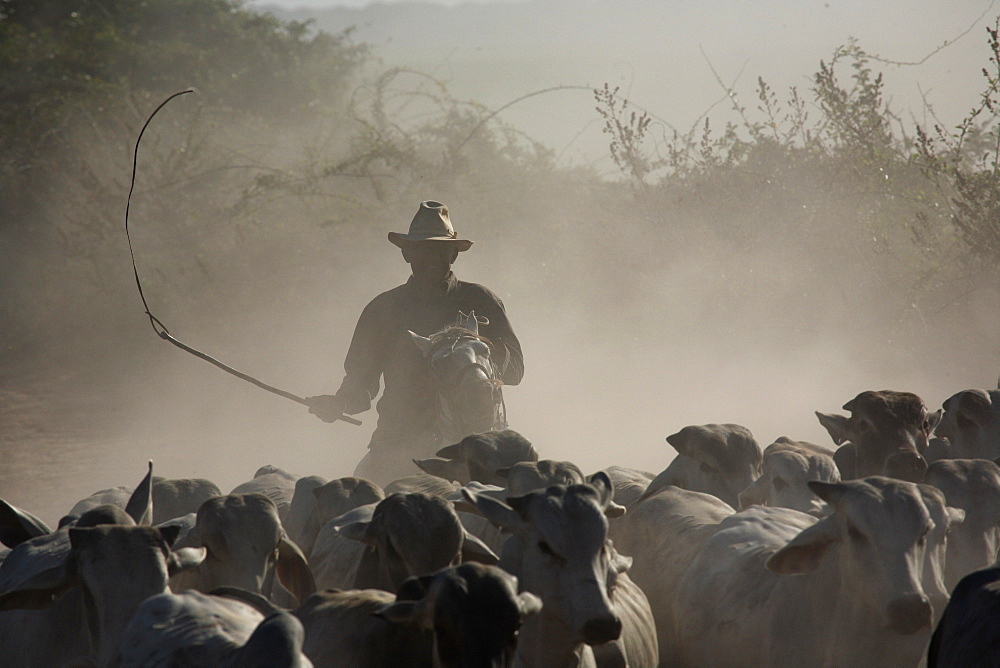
[427,330,507,439]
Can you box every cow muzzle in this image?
[886,593,932,635]
[884,450,927,483]
[581,614,623,645]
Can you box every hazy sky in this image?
[248,0,997,172]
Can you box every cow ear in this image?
[376,600,433,629]
[946,507,966,527]
[610,548,632,575]
[926,409,944,433]
[436,439,468,460]
[276,535,316,605]
[125,460,155,526]
[414,458,463,482]
[0,566,76,610]
[815,412,853,446]
[396,574,435,602]
[517,591,543,616]
[162,514,200,550]
[158,524,182,548]
[604,502,626,519]
[409,331,434,357]
[460,529,499,565]
[766,518,840,575]
[168,547,207,576]
[0,539,77,611]
[0,499,52,549]
[461,488,527,533]
[337,520,376,546]
[588,471,615,511]
[807,481,848,508]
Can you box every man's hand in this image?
[305,394,348,423]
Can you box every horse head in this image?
[409,311,505,442]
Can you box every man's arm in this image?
[475,289,523,386]
[307,297,385,422]
[335,298,385,413]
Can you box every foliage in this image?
[587,26,1000,359]
[594,83,656,187]
[0,0,366,266]
[913,17,1000,269]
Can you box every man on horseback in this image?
[306,201,524,485]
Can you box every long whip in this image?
[124,89,361,426]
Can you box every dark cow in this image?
[934,388,1000,461]
[927,564,1000,668]
[816,390,939,482]
[296,563,541,667]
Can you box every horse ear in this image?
[464,311,479,336]
[409,331,434,357]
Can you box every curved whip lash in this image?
[124,89,361,426]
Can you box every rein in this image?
[124,90,361,426]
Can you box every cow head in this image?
[172,493,315,605]
[816,391,937,482]
[463,472,630,657]
[935,389,1000,461]
[336,492,498,593]
[377,563,542,667]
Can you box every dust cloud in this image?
[2,0,998,526]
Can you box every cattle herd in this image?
[1,386,999,666]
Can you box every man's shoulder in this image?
[454,279,504,303]
[370,282,411,302]
[359,282,409,316]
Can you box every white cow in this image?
[673,477,962,667]
[284,475,328,560]
[230,465,301,522]
[308,478,385,592]
[923,458,1000,588]
[0,523,205,666]
[637,424,762,509]
[414,429,539,486]
[311,492,497,594]
[118,589,311,666]
[609,484,735,666]
[169,493,315,606]
[601,466,655,507]
[738,437,840,515]
[464,472,658,668]
[934,388,1000,460]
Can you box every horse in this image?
[408,310,507,444]
[354,311,507,487]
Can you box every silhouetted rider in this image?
[306,201,523,485]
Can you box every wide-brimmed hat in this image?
[388,201,473,251]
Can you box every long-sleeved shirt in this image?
[335,272,523,448]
